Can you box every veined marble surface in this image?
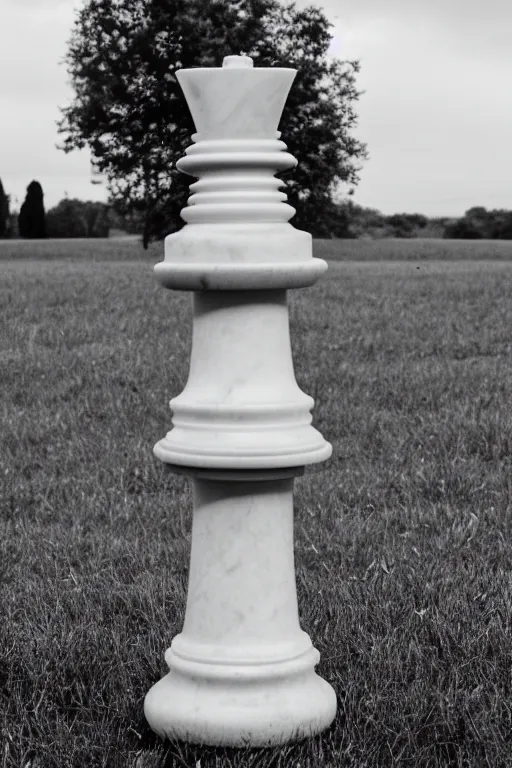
[154,290,332,468]
[145,55,336,747]
[155,61,326,290]
[155,222,327,290]
[176,58,296,141]
[144,477,337,746]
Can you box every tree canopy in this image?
[58,0,367,246]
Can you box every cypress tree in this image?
[18,180,47,238]
[0,178,9,238]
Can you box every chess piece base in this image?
[144,475,337,746]
[144,663,337,747]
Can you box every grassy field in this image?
[1,239,512,767]
[1,235,512,262]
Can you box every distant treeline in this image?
[1,178,511,241]
[0,180,140,239]
[325,201,512,240]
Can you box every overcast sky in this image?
[1,0,510,216]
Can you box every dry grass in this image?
[1,243,512,767]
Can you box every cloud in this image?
[317,6,512,215]
[1,0,101,209]
[6,0,69,7]
[319,0,512,58]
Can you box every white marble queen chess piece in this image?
[144,53,337,747]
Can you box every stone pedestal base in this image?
[144,472,337,746]
[144,666,336,747]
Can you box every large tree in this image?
[18,181,47,239]
[58,0,367,246]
